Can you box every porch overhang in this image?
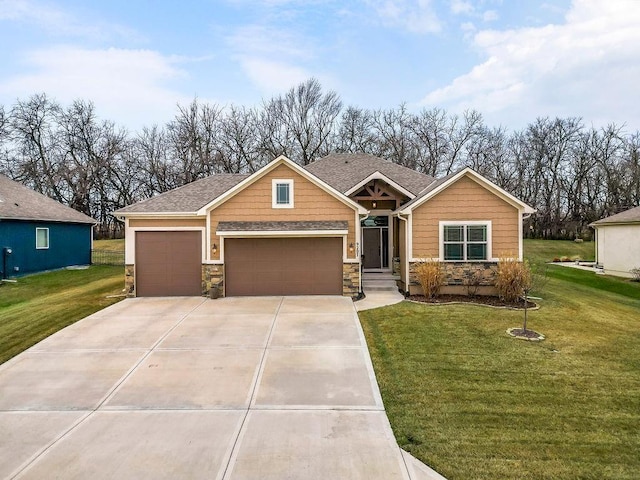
[216,220,349,237]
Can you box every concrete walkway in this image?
[0,296,443,479]
[355,290,405,311]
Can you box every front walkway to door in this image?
[0,296,443,480]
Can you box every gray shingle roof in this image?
[114,174,249,214]
[115,154,434,215]
[217,221,349,232]
[304,153,434,196]
[591,206,640,225]
[0,174,96,224]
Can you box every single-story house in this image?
[590,205,640,278]
[113,154,535,297]
[0,174,96,278]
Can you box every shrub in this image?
[631,267,640,282]
[560,256,571,262]
[464,269,484,297]
[495,257,532,303]
[414,260,444,298]
[552,257,561,262]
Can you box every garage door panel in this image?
[225,237,342,296]
[136,231,202,297]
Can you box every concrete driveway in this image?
[0,296,442,480]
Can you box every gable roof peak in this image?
[305,153,434,196]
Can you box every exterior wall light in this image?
[349,243,354,253]
[372,201,377,209]
[212,243,217,254]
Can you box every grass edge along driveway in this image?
[359,263,640,480]
[0,266,125,364]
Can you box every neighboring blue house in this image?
[0,174,96,278]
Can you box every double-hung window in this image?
[36,227,49,249]
[441,222,489,261]
[272,179,294,208]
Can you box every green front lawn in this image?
[524,238,595,265]
[93,238,125,251]
[359,240,640,479]
[0,266,125,364]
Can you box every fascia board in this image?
[112,212,204,218]
[216,230,349,237]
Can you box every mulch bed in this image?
[507,327,545,341]
[408,294,537,309]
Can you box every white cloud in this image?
[482,10,498,22]
[365,0,441,34]
[420,0,640,130]
[450,0,474,15]
[227,24,316,94]
[0,46,192,129]
[0,0,141,42]
[239,58,311,94]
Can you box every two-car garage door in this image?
[225,237,343,296]
[135,233,343,297]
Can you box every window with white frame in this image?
[36,227,49,249]
[441,222,490,261]
[272,179,294,208]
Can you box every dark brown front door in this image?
[224,237,342,296]
[363,228,381,269]
[135,231,202,297]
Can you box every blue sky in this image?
[1,0,638,132]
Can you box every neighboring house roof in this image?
[304,153,434,196]
[0,174,96,224]
[590,206,640,226]
[398,167,536,214]
[217,220,349,232]
[114,174,249,214]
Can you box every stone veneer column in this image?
[202,264,224,297]
[124,265,135,297]
[342,263,360,298]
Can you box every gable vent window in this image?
[272,179,294,208]
[441,222,490,261]
[36,227,49,249]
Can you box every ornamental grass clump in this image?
[495,257,532,303]
[414,260,444,299]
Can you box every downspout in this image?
[396,213,409,295]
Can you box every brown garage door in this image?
[225,237,343,296]
[135,231,202,297]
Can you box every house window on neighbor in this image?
[36,227,49,249]
[443,224,488,261]
[272,179,294,208]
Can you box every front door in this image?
[363,228,381,269]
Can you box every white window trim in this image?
[36,227,49,250]
[272,179,294,209]
[439,221,492,262]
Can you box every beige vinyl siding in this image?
[412,175,519,259]
[129,218,206,228]
[210,164,357,260]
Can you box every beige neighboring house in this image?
[590,206,640,278]
[113,154,534,297]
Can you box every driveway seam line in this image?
[219,296,284,480]
[95,298,208,408]
[7,298,207,480]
